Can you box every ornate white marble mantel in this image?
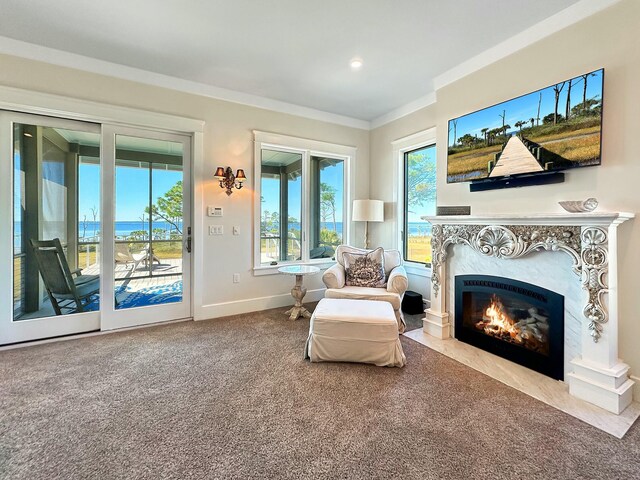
[421,212,634,414]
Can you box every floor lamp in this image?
[352,199,384,249]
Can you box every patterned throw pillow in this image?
[343,247,386,288]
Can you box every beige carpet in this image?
[1,305,639,479]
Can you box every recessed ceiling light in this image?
[350,58,363,70]
[23,132,33,137]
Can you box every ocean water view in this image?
[79,221,183,240]
[263,221,432,237]
[13,221,183,250]
[15,221,432,250]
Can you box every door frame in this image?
[0,86,205,344]
[0,111,103,344]
[100,124,192,330]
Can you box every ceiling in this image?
[0,0,591,124]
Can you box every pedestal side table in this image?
[278,265,320,320]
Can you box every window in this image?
[310,155,344,258]
[260,149,303,263]
[392,127,437,268]
[403,144,436,265]
[254,131,353,271]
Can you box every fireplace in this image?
[454,275,564,380]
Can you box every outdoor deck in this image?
[14,258,183,321]
[83,257,183,285]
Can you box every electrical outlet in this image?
[233,273,240,283]
[232,226,239,235]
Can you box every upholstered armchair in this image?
[321,245,409,333]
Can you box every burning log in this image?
[473,295,550,355]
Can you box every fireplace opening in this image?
[455,275,564,380]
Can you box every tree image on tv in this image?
[446,69,603,183]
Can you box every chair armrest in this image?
[387,265,408,295]
[322,263,345,289]
[71,268,82,277]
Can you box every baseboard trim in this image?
[195,289,326,320]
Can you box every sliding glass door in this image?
[0,112,101,344]
[0,114,192,344]
[100,126,191,330]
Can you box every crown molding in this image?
[0,36,370,131]
[0,0,622,132]
[432,0,623,92]
[0,84,205,133]
[371,0,622,130]
[370,91,437,130]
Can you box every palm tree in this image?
[514,121,525,133]
[529,117,535,128]
[488,128,501,146]
[481,127,488,146]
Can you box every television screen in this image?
[447,68,604,184]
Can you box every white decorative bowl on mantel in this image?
[558,197,598,213]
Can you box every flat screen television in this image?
[447,68,604,185]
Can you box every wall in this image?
[370,0,640,390]
[0,53,370,318]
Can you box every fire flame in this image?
[483,295,517,336]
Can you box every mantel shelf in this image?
[421,212,634,227]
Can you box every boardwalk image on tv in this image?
[447,68,603,183]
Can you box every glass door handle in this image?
[186,227,192,253]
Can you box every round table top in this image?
[278,265,321,276]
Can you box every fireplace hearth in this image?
[422,213,635,415]
[455,275,564,380]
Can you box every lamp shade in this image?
[352,199,384,222]
[235,169,246,181]
[214,166,226,179]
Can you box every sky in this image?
[406,145,437,224]
[261,161,344,223]
[79,162,182,222]
[406,198,436,224]
[447,69,603,145]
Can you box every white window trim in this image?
[253,130,355,274]
[391,127,436,273]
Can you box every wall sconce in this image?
[215,166,246,195]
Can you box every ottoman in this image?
[304,298,406,367]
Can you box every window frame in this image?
[392,127,436,276]
[253,131,354,275]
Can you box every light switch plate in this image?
[232,226,239,235]
[209,225,223,235]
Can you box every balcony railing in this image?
[77,239,183,279]
[260,232,339,263]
